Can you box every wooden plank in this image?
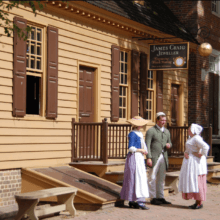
[0,43,13,53]
[101,98,110,105]
[58,93,77,102]
[0,68,13,78]
[58,71,77,81]
[0,119,71,129]
[101,85,111,92]
[0,143,71,152]
[59,64,77,73]
[59,43,111,61]
[58,100,76,108]
[0,85,13,95]
[0,35,13,45]
[0,94,12,103]
[0,75,13,86]
[0,136,71,144]
[0,158,71,170]
[0,51,13,62]
[58,85,77,94]
[0,102,12,111]
[58,56,78,67]
[101,91,111,99]
[58,78,77,87]
[0,151,70,161]
[35,204,66,217]
[0,128,71,136]
[58,107,76,115]
[57,115,75,122]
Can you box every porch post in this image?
[102,118,108,164]
[209,124,212,156]
[71,118,75,161]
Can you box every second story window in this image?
[26,25,44,115]
[146,71,154,120]
[212,0,218,13]
[119,51,128,119]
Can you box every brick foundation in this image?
[0,169,21,208]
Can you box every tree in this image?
[0,1,45,40]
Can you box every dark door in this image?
[171,84,180,126]
[209,72,219,135]
[79,66,95,122]
[79,66,95,158]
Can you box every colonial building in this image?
[164,0,220,160]
[0,0,198,209]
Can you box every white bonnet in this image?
[190,123,203,135]
[156,112,166,118]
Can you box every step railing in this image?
[167,123,212,156]
[71,118,132,163]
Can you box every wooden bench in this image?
[165,171,180,194]
[14,187,77,220]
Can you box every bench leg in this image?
[15,198,39,220]
[57,193,76,217]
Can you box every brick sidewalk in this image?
[45,183,220,220]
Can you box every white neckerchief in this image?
[156,124,165,132]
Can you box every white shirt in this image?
[156,124,165,132]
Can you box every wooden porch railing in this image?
[71,118,132,163]
[167,123,212,156]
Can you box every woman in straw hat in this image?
[178,123,209,209]
[120,116,150,210]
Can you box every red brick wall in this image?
[164,0,220,127]
[0,169,21,207]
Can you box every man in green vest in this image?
[145,112,172,205]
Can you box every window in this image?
[212,0,218,13]
[209,55,220,74]
[119,51,128,119]
[146,71,154,120]
[26,25,43,115]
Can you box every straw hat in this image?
[127,116,149,127]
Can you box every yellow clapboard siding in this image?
[0,85,12,95]
[101,78,111,86]
[0,60,13,71]
[59,64,77,73]
[0,35,13,45]
[0,151,70,161]
[0,128,71,136]
[59,42,111,61]
[101,98,110,105]
[59,36,111,54]
[0,136,71,144]
[59,49,110,67]
[0,143,71,152]
[0,102,12,111]
[101,111,111,118]
[0,69,13,79]
[0,94,12,103]
[101,66,111,73]
[59,29,111,49]
[101,72,111,80]
[57,114,75,122]
[58,71,77,81]
[58,85,77,94]
[101,105,111,111]
[0,51,13,62]
[101,85,111,92]
[101,91,111,99]
[58,107,76,115]
[0,119,71,129]
[0,43,13,53]
[58,93,77,102]
[58,100,76,108]
[0,158,71,170]
[58,78,77,87]
[1,145,71,155]
[58,56,78,67]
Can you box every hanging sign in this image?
[149,42,189,70]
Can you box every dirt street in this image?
[43,183,220,220]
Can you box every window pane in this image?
[121,63,124,73]
[123,98,126,107]
[31,56,35,68]
[31,43,35,54]
[121,74,124,84]
[31,27,35,40]
[125,64,127,73]
[121,52,124,61]
[26,43,29,53]
[26,56,29,67]
[119,108,122,118]
[125,52,127,62]
[148,79,150,88]
[37,58,41,70]
[37,29,41,41]
[125,75,127,84]
[119,97,122,107]
[123,87,126,96]
[123,109,126,118]
[37,43,41,55]
[146,111,149,119]
[120,86,122,95]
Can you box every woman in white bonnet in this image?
[178,123,209,209]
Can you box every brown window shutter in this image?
[156,70,163,112]
[46,26,58,119]
[13,17,27,117]
[111,45,120,122]
[213,74,219,134]
[131,50,139,118]
[140,52,147,118]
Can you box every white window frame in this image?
[211,0,220,16]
